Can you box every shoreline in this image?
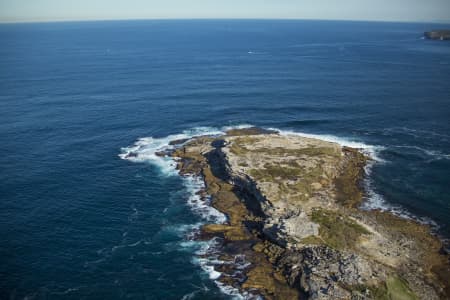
[119,125,449,299]
[167,127,449,299]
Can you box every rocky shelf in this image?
[167,127,449,299]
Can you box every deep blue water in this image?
[1,20,449,299]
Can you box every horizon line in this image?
[1,17,449,25]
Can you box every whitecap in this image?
[161,223,203,239]
[361,166,439,228]
[181,290,200,300]
[119,136,185,176]
[222,124,254,131]
[216,281,261,300]
[183,176,227,224]
[188,238,259,299]
[119,125,242,176]
[111,240,145,252]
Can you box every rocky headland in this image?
[166,127,449,299]
[424,30,450,41]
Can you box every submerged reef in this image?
[167,127,449,299]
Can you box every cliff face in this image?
[169,128,449,300]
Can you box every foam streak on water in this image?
[392,145,450,161]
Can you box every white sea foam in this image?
[164,223,203,238]
[119,125,257,223]
[181,290,200,300]
[118,135,180,176]
[181,284,212,300]
[361,174,439,227]
[119,125,246,176]
[191,239,223,279]
[184,235,262,300]
[215,283,258,300]
[222,124,254,131]
[183,176,227,224]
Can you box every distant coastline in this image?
[1,18,450,25]
[424,29,450,40]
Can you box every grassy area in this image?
[299,235,324,245]
[346,276,417,300]
[248,163,326,202]
[385,276,418,300]
[311,208,370,250]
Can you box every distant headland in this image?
[424,30,450,40]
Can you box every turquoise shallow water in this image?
[1,20,449,299]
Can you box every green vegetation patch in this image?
[289,165,325,200]
[345,276,417,300]
[248,163,326,202]
[385,276,418,300]
[299,235,324,245]
[311,208,370,250]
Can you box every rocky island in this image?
[166,127,449,299]
[424,30,450,40]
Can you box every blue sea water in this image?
[1,20,449,299]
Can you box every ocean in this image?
[1,20,449,299]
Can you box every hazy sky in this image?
[1,0,449,23]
